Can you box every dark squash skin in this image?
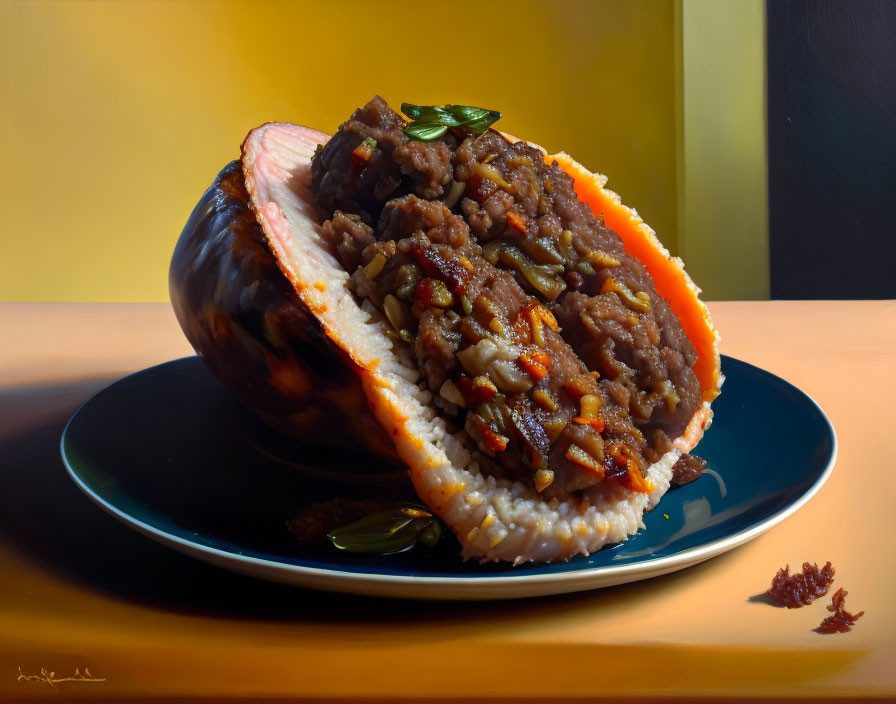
[169,161,397,460]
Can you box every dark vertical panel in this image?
[767,0,896,299]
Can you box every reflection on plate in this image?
[61,355,835,600]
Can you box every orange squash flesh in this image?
[549,152,722,404]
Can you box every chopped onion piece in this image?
[457,339,499,377]
[439,379,466,407]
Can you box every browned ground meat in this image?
[312,96,704,499]
[766,561,836,608]
[311,95,457,223]
[323,195,649,498]
[670,452,707,486]
[450,131,701,444]
[817,588,864,633]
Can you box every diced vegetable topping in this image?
[506,211,528,236]
[566,444,605,479]
[534,469,554,492]
[351,136,377,167]
[517,351,550,381]
[601,277,652,313]
[415,278,454,308]
[479,423,509,453]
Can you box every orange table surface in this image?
[0,301,894,702]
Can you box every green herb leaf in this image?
[404,123,449,141]
[327,503,441,555]
[400,102,425,120]
[467,114,502,132]
[402,103,463,126]
[446,105,500,129]
[401,102,502,142]
[446,105,484,120]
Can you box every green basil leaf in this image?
[404,123,449,141]
[401,102,425,119]
[447,106,501,129]
[403,103,502,141]
[446,105,489,122]
[465,110,502,133]
[406,105,463,127]
[431,111,464,127]
[327,504,440,554]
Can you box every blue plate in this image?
[61,355,835,599]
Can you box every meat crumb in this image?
[670,452,707,487]
[817,588,865,634]
[766,561,836,608]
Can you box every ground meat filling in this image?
[818,588,864,634]
[311,95,457,224]
[669,452,707,487]
[451,130,701,443]
[312,96,705,497]
[324,196,649,498]
[766,562,836,608]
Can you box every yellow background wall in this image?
[679,0,768,300]
[1,0,677,302]
[1,0,765,302]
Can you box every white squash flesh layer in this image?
[242,122,681,563]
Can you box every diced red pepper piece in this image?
[516,353,549,381]
[607,444,649,493]
[529,349,550,367]
[351,137,376,167]
[622,462,649,493]
[505,211,528,236]
[572,416,606,433]
[412,245,469,296]
[479,424,509,453]
[456,375,497,405]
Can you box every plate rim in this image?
[60,355,837,599]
